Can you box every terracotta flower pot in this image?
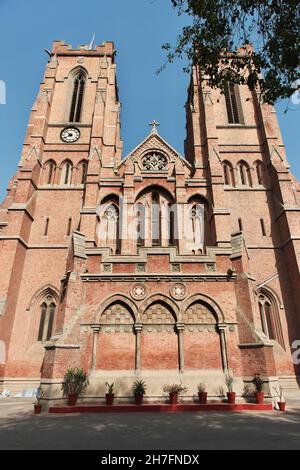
[67,394,78,406]
[278,402,286,412]
[169,392,179,405]
[106,393,115,406]
[227,392,236,404]
[198,392,208,404]
[134,393,144,405]
[34,404,42,414]
[255,392,264,404]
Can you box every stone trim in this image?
[44,344,80,350]
[85,245,232,264]
[82,274,235,282]
[238,343,273,349]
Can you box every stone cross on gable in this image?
[149,120,160,134]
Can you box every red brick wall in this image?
[183,331,223,369]
[97,332,135,370]
[141,332,178,369]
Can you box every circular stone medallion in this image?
[170,283,187,300]
[131,283,147,301]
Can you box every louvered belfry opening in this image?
[69,73,86,123]
[224,83,241,124]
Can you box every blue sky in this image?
[0,0,299,201]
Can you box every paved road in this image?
[1,398,300,450]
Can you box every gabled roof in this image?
[116,129,192,171]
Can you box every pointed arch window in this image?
[168,203,177,246]
[61,161,73,186]
[136,202,146,247]
[238,161,252,187]
[223,161,235,187]
[224,83,243,124]
[45,161,56,185]
[152,192,161,246]
[37,297,56,342]
[99,202,121,254]
[135,188,176,249]
[258,291,285,349]
[255,161,264,186]
[190,203,205,250]
[69,72,86,123]
[78,160,88,184]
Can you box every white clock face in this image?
[61,127,80,143]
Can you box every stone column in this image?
[176,323,185,373]
[91,326,101,371]
[217,324,229,373]
[134,323,143,374]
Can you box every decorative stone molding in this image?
[205,263,216,272]
[100,302,134,325]
[85,245,232,265]
[140,151,169,172]
[136,264,146,273]
[170,283,187,300]
[144,325,175,333]
[102,264,112,273]
[181,293,224,323]
[131,283,147,301]
[82,273,234,283]
[141,301,176,325]
[171,263,181,273]
[183,302,217,325]
[139,294,180,320]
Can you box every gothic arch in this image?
[134,186,176,248]
[68,66,89,80]
[187,195,215,252]
[134,184,174,203]
[68,67,88,123]
[97,196,121,254]
[237,160,253,187]
[60,160,73,185]
[256,285,283,309]
[26,285,59,347]
[254,160,265,186]
[76,160,88,185]
[256,286,285,348]
[181,294,224,323]
[139,294,179,322]
[26,285,60,312]
[222,160,236,187]
[43,159,56,185]
[99,193,120,206]
[94,295,138,324]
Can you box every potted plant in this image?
[34,386,44,414]
[198,383,208,404]
[61,368,89,406]
[132,380,147,405]
[274,386,286,412]
[163,383,188,405]
[105,382,115,406]
[252,374,265,404]
[225,374,236,404]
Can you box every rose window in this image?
[141,152,168,171]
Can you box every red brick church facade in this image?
[0,41,300,401]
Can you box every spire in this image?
[149,120,160,135]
